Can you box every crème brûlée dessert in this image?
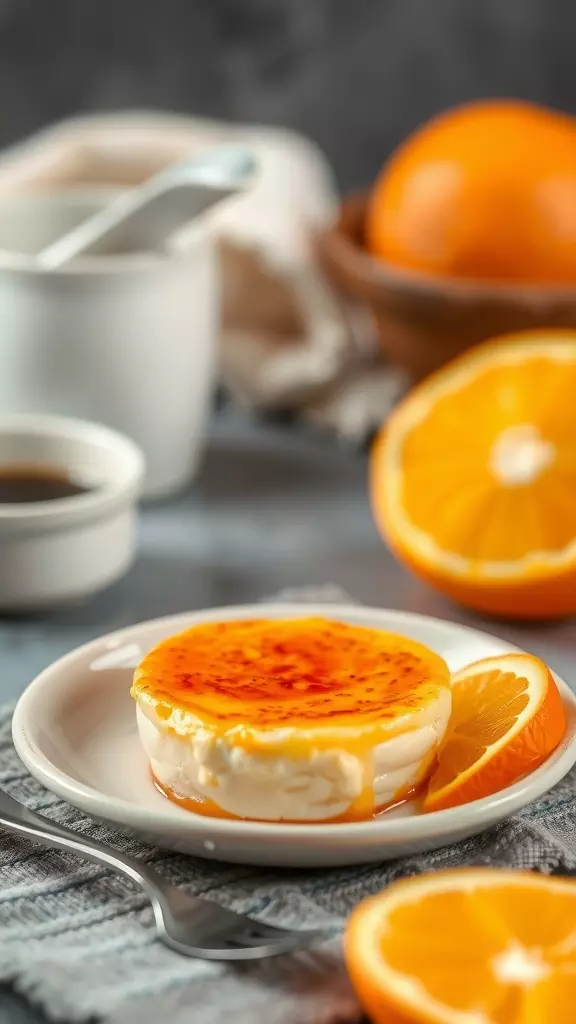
[131,617,451,823]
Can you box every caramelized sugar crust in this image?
[132,617,449,731]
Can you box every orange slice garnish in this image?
[423,653,566,812]
[346,868,576,1024]
[371,331,576,619]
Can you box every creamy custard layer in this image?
[131,617,451,822]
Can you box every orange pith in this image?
[371,331,576,618]
[346,869,576,1024]
[132,617,450,821]
[423,653,566,812]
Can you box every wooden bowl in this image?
[316,192,576,379]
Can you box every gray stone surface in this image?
[1,410,576,1021]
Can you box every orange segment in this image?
[423,653,566,812]
[371,331,576,618]
[345,869,576,1024]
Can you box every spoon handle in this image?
[37,144,256,269]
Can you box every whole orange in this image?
[366,100,576,283]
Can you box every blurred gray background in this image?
[1,0,574,188]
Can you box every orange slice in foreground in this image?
[371,331,576,619]
[346,868,576,1024]
[423,653,566,812]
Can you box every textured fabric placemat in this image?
[2,591,576,1024]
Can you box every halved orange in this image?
[371,331,576,618]
[346,868,576,1024]
[423,653,566,812]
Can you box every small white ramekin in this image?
[0,415,144,610]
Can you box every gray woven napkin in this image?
[2,590,576,1024]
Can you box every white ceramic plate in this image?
[12,603,576,868]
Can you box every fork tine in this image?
[233,925,328,949]
[238,921,326,942]
[162,930,321,960]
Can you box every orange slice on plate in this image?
[371,331,576,618]
[346,868,576,1024]
[423,653,566,812]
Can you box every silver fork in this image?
[0,790,325,959]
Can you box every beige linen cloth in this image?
[0,111,405,442]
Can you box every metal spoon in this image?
[37,145,256,269]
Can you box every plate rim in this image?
[12,603,576,846]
